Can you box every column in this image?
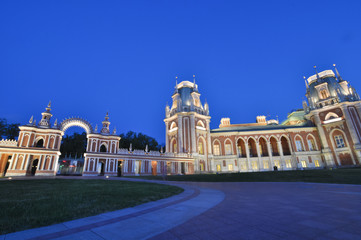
[190,115,197,153]
[245,142,251,171]
[12,154,19,170]
[178,116,183,152]
[165,122,169,152]
[267,141,273,170]
[342,105,361,164]
[21,154,29,170]
[53,155,59,172]
[277,141,284,170]
[255,141,261,171]
[314,114,334,167]
[9,154,15,170]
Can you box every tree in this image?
[0,118,20,140]
[5,123,20,140]
[60,132,87,158]
[119,131,160,151]
[0,118,6,139]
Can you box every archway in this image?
[281,136,291,155]
[237,138,246,158]
[259,137,268,157]
[58,118,93,175]
[248,138,257,157]
[31,159,39,176]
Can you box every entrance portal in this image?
[31,159,39,176]
[117,161,122,176]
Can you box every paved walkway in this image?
[2,178,361,240]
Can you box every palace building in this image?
[0,65,360,176]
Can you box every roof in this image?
[211,121,315,133]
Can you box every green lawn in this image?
[0,179,183,235]
[128,168,361,184]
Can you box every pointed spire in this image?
[112,127,116,135]
[47,101,51,108]
[333,64,343,82]
[54,119,58,127]
[314,66,321,82]
[94,124,98,133]
[129,143,133,151]
[145,144,149,152]
[29,115,33,124]
[304,76,309,89]
[160,146,164,153]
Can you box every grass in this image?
[0,179,183,235]
[127,168,361,184]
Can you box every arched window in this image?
[171,139,177,153]
[213,141,221,156]
[281,136,291,155]
[320,89,329,99]
[35,139,44,148]
[307,135,317,151]
[225,140,232,155]
[198,140,204,155]
[237,139,246,157]
[248,138,257,157]
[259,138,268,157]
[295,136,304,152]
[270,137,279,156]
[100,144,107,152]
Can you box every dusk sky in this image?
[1,0,361,145]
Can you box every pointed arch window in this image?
[198,141,204,155]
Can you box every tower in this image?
[164,78,212,173]
[304,65,361,167]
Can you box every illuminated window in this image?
[334,135,345,148]
[225,143,232,155]
[237,145,242,156]
[228,164,233,171]
[320,89,328,99]
[285,159,292,168]
[216,164,221,172]
[173,143,177,153]
[263,161,269,169]
[301,160,307,168]
[295,140,303,151]
[251,161,258,170]
[213,144,220,155]
[241,163,247,171]
[307,138,316,151]
[200,162,204,171]
[198,141,204,155]
[274,160,280,169]
[315,160,320,167]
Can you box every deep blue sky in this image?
[1,0,361,145]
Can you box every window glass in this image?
[301,160,307,168]
[216,164,221,172]
[308,139,316,151]
[198,142,204,155]
[274,160,280,169]
[263,161,269,169]
[213,144,220,155]
[251,161,258,170]
[286,159,292,168]
[225,143,232,155]
[228,164,233,171]
[296,140,303,151]
[334,135,345,148]
[315,160,320,167]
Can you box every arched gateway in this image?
[0,102,194,177]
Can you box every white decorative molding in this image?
[0,139,18,147]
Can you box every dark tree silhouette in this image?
[60,132,87,158]
[119,131,160,151]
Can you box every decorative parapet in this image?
[0,139,18,147]
[117,148,192,158]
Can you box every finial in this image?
[112,127,116,135]
[333,64,343,81]
[145,144,149,152]
[29,115,33,124]
[160,146,163,153]
[95,124,98,132]
[47,101,51,108]
[314,66,321,82]
[129,143,133,151]
[304,76,309,89]
[54,119,58,127]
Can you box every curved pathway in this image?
[2,178,361,240]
